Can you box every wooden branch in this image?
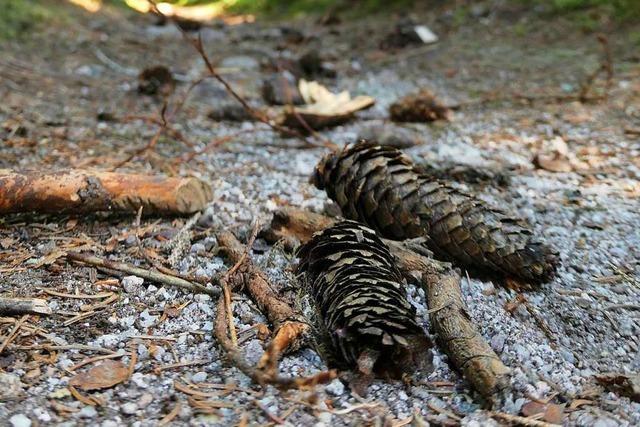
[262,207,511,402]
[216,231,310,380]
[214,276,334,390]
[66,252,218,297]
[0,170,212,215]
[0,297,51,316]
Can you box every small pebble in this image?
[122,276,144,293]
[192,371,207,383]
[9,414,31,427]
[121,402,137,415]
[325,379,345,396]
[79,406,98,418]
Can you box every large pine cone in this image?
[311,141,559,283]
[296,220,431,376]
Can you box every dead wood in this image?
[262,207,511,401]
[216,231,310,379]
[0,170,212,216]
[0,297,52,316]
[66,252,217,297]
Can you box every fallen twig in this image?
[66,251,217,296]
[0,314,29,354]
[0,297,51,316]
[217,230,311,380]
[0,170,212,216]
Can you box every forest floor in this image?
[1,1,639,426]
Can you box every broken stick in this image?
[66,252,218,297]
[0,170,212,215]
[216,231,310,379]
[262,207,511,402]
[0,297,52,316]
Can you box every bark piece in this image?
[311,141,559,283]
[296,220,433,378]
[0,298,51,316]
[263,207,511,401]
[0,170,212,216]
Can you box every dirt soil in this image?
[1,1,639,426]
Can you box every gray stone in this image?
[490,334,506,353]
[325,379,345,396]
[79,406,98,418]
[121,402,137,415]
[138,393,154,408]
[9,414,31,427]
[220,56,259,70]
[192,371,208,383]
[0,373,23,400]
[244,339,264,365]
[122,276,144,293]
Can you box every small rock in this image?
[325,379,345,396]
[220,55,259,70]
[190,243,206,255]
[122,276,144,293]
[244,339,264,365]
[139,309,158,328]
[138,393,154,408]
[192,371,207,383]
[262,71,304,105]
[131,373,148,388]
[491,334,506,353]
[121,402,137,415]
[0,372,24,400]
[9,414,31,427]
[79,406,98,418]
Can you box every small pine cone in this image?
[311,141,559,283]
[296,221,432,376]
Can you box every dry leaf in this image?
[544,403,565,424]
[278,80,374,131]
[69,360,129,391]
[521,401,545,417]
[534,137,589,173]
[595,373,640,402]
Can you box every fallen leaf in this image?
[69,360,129,391]
[569,399,594,409]
[595,373,640,402]
[278,80,374,131]
[521,401,545,417]
[543,403,565,424]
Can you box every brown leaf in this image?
[69,360,129,391]
[595,373,640,402]
[0,237,15,249]
[521,401,545,417]
[543,403,565,424]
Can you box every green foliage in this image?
[0,0,54,40]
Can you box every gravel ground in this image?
[1,2,639,426]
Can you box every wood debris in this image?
[0,170,212,215]
[0,297,51,316]
[595,373,640,402]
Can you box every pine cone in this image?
[296,221,431,377]
[311,141,559,283]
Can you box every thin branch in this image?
[66,252,218,297]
